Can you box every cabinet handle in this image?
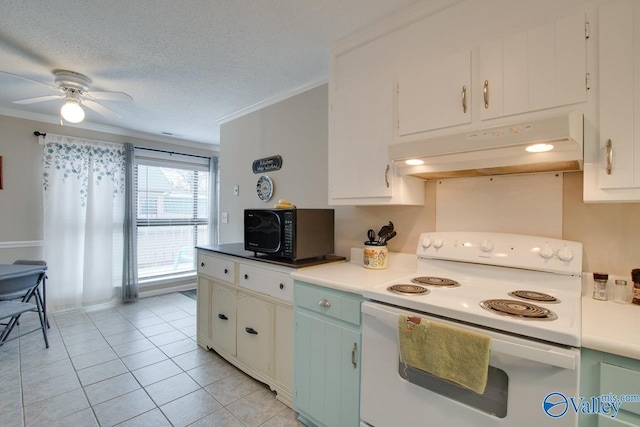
[384,164,390,188]
[352,342,358,368]
[279,283,284,290]
[461,85,467,113]
[606,139,613,175]
[483,80,489,109]
[218,313,228,320]
[244,274,249,280]
[318,299,331,308]
[245,327,258,335]
[201,262,205,267]
[224,268,228,274]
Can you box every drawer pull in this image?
[279,283,284,290]
[218,313,228,320]
[352,342,358,368]
[201,262,205,267]
[245,327,258,335]
[318,299,331,308]
[244,274,249,280]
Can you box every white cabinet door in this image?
[211,282,237,357]
[329,72,424,205]
[398,50,471,136]
[480,12,587,120]
[236,292,273,376]
[598,0,638,190]
[196,276,212,346]
[274,304,293,392]
[329,73,393,200]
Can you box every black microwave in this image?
[244,209,334,260]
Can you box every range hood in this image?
[389,111,583,180]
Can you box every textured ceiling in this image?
[0,0,421,146]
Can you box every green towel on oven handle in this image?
[398,315,491,394]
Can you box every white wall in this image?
[0,115,216,264]
[219,85,330,243]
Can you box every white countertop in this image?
[290,248,417,294]
[581,274,640,360]
[292,252,640,361]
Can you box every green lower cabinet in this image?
[580,348,640,427]
[294,281,363,427]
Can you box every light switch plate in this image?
[221,212,229,223]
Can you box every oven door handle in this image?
[362,302,578,371]
[490,339,577,370]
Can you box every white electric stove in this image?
[360,232,583,427]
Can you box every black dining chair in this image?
[12,260,49,328]
[0,269,49,348]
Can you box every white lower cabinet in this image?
[236,292,273,376]
[210,280,236,356]
[196,250,294,407]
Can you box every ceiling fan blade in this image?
[0,71,60,91]
[85,90,133,102]
[13,94,65,104]
[82,99,121,119]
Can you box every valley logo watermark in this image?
[543,392,640,419]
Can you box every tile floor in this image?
[0,292,304,427]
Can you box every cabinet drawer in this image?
[198,252,235,284]
[600,363,640,418]
[239,263,293,303]
[294,281,361,326]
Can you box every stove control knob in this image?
[433,238,444,249]
[480,239,494,252]
[557,245,574,263]
[421,237,432,249]
[540,243,554,260]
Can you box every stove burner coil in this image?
[479,299,558,321]
[411,276,460,287]
[387,284,430,295]
[508,290,559,303]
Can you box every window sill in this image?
[139,271,196,288]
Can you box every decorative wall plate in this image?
[256,175,274,201]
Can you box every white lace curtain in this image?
[42,134,125,312]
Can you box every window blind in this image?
[135,149,212,280]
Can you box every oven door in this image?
[360,301,580,427]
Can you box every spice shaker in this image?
[632,269,640,305]
[592,272,608,301]
[613,280,628,304]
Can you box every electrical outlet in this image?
[221,212,229,223]
[233,185,239,196]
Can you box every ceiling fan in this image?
[1,69,133,124]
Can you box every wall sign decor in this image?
[252,155,282,174]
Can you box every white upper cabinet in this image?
[479,12,587,120]
[328,71,424,205]
[584,0,640,201]
[598,0,639,190]
[397,50,471,136]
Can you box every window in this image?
[135,150,216,281]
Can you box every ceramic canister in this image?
[363,242,388,269]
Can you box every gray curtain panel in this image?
[122,142,138,302]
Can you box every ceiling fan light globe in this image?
[61,99,85,123]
